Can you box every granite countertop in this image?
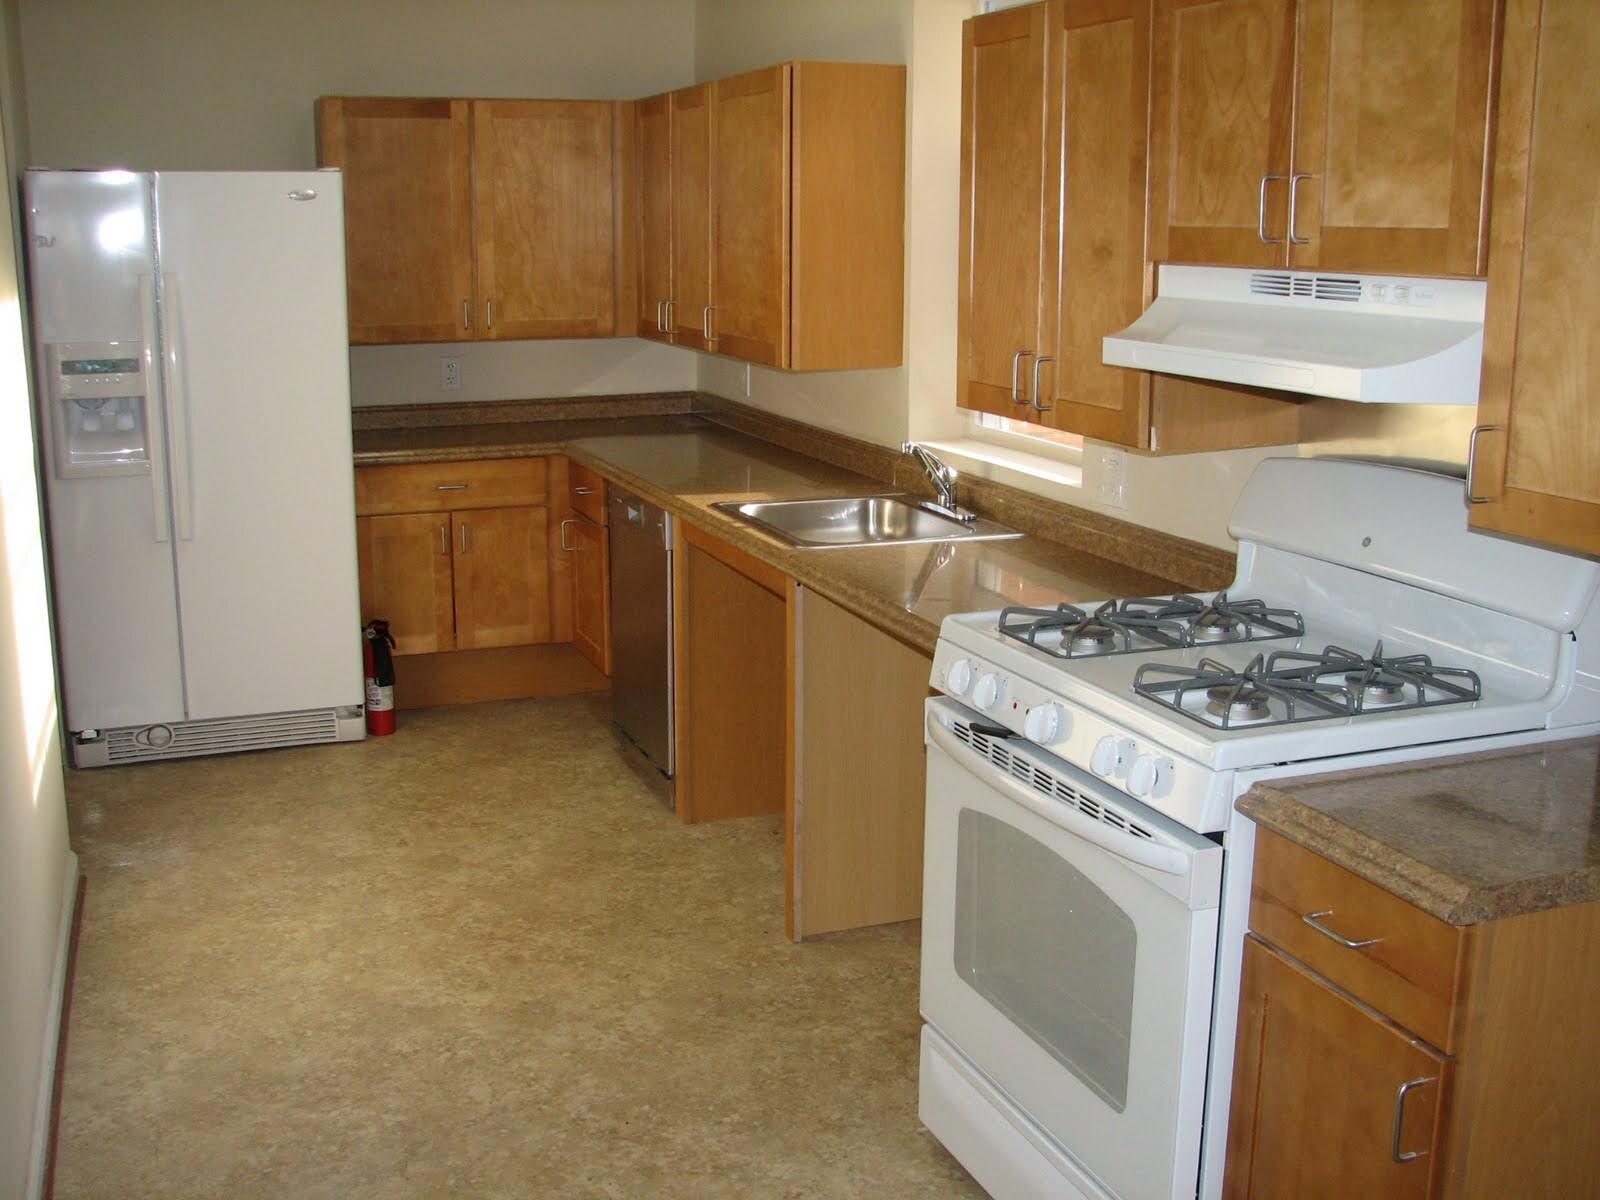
[1239,738,1600,926]
[353,414,1190,654]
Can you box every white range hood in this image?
[1103,264,1487,405]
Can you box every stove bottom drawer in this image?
[1248,827,1464,1051]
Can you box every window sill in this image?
[919,437,1085,493]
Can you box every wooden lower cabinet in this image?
[568,513,610,675]
[1226,828,1600,1199]
[356,511,456,655]
[1226,936,1449,1200]
[672,522,789,824]
[451,505,551,649]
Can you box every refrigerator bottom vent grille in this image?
[92,709,354,765]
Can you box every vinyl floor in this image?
[53,695,986,1199]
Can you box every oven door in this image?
[920,697,1223,1200]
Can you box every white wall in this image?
[17,0,703,408]
[0,2,77,1194]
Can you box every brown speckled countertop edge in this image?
[1238,783,1600,926]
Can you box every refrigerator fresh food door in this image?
[23,169,186,730]
[151,172,362,718]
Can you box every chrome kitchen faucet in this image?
[902,441,974,523]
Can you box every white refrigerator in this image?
[24,169,366,766]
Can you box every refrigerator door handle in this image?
[159,273,196,541]
[137,276,172,543]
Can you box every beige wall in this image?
[17,0,703,408]
[0,2,76,1195]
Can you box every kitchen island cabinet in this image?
[1148,0,1497,278]
[316,96,630,345]
[1230,766,1600,1199]
[634,61,906,370]
[1470,0,1600,557]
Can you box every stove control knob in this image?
[972,672,1006,712]
[1090,735,1131,777]
[944,658,976,696]
[1128,754,1174,799]
[1023,703,1067,745]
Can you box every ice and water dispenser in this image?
[45,340,152,476]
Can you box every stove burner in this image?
[1205,684,1272,722]
[1343,671,1407,707]
[1191,611,1245,643]
[1070,622,1119,653]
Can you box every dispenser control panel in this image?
[46,341,152,476]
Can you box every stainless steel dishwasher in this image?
[608,487,674,778]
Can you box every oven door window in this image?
[954,808,1136,1111]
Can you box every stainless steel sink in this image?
[711,493,1023,549]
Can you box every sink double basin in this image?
[712,493,1023,549]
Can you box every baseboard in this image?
[393,643,608,709]
[27,854,82,1200]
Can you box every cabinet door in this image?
[452,506,553,650]
[956,3,1050,418]
[570,512,611,675]
[1149,0,1297,267]
[1225,936,1449,1200]
[474,100,617,340]
[636,92,675,344]
[711,65,790,367]
[1471,0,1600,556]
[1288,0,1496,275]
[316,97,474,345]
[669,84,715,353]
[1040,0,1153,445]
[356,513,455,655]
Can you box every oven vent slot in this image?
[954,720,1158,843]
[1249,272,1362,303]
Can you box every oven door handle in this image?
[926,712,1191,877]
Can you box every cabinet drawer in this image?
[355,458,548,515]
[1249,828,1466,1051]
[568,461,608,524]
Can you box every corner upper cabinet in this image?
[634,62,907,370]
[1470,0,1600,557]
[316,96,629,345]
[1148,0,1499,277]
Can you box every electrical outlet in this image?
[439,356,461,391]
[1094,447,1129,509]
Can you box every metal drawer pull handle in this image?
[1011,350,1035,404]
[439,523,449,555]
[1466,424,1503,504]
[702,305,718,341]
[1288,173,1314,245]
[664,298,674,331]
[1392,1076,1437,1162]
[435,483,468,491]
[1302,910,1381,948]
[459,523,469,554]
[560,518,576,552]
[486,299,494,330]
[574,486,595,495]
[462,300,470,330]
[655,299,665,333]
[1258,174,1286,244]
[1031,355,1055,413]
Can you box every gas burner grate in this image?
[1134,642,1482,729]
[998,592,1305,659]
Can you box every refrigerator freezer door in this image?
[151,172,362,718]
[23,170,185,730]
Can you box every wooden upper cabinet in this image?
[1149,0,1297,268]
[316,97,474,344]
[636,92,675,343]
[1149,0,1497,277]
[1041,0,1154,445]
[712,66,790,367]
[957,3,1050,419]
[317,95,626,345]
[1471,0,1600,557]
[474,100,617,340]
[1290,0,1498,276]
[634,62,905,371]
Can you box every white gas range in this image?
[917,457,1600,1200]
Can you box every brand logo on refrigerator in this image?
[32,235,54,248]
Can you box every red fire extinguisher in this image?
[363,619,397,736]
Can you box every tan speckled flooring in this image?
[55,696,984,1199]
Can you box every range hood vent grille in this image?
[1249,272,1362,303]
